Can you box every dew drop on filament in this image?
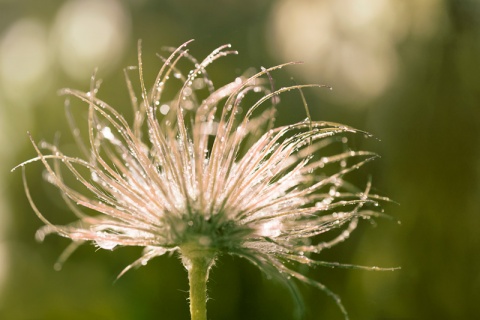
[95,239,117,250]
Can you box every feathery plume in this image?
[14,41,397,320]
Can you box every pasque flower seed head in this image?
[15,41,397,319]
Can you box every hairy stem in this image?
[182,245,216,320]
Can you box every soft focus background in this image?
[0,0,479,319]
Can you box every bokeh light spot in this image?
[0,18,51,105]
[52,0,131,81]
[267,0,441,105]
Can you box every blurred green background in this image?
[0,0,479,319]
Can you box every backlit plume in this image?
[15,41,396,319]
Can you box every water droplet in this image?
[329,187,336,196]
[95,239,117,250]
[199,236,211,246]
[159,104,170,115]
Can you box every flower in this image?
[15,41,396,319]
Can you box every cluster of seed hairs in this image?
[14,40,397,319]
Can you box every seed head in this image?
[15,41,396,319]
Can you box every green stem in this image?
[183,250,215,320]
[188,257,209,320]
